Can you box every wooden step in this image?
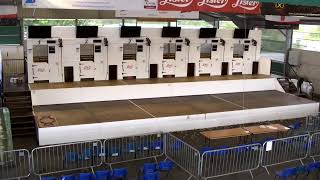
[11,111,34,119]
[9,109,34,118]
[4,95,31,103]
[5,102,32,109]
[11,120,35,126]
[12,129,36,137]
[4,91,30,97]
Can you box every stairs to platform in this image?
[278,78,298,94]
[3,91,36,137]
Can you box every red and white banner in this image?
[158,0,196,11]
[0,6,17,19]
[265,15,300,24]
[158,0,261,14]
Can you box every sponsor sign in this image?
[158,0,261,14]
[197,0,260,14]
[158,0,196,11]
[23,0,156,10]
[115,10,199,19]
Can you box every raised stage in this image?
[29,75,284,106]
[29,75,319,145]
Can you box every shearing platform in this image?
[33,90,318,145]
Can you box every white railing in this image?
[3,128,320,179]
[165,133,201,179]
[200,144,262,179]
[261,134,310,174]
[104,132,164,166]
[0,149,30,180]
[31,140,103,176]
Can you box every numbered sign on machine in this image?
[199,59,212,74]
[162,59,175,76]
[232,59,243,74]
[32,63,50,81]
[80,61,95,78]
[122,60,137,77]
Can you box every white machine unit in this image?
[27,38,63,83]
[26,26,263,84]
[197,38,224,76]
[61,38,106,82]
[160,27,188,78]
[188,28,227,77]
[231,29,261,75]
[105,26,150,80]
[121,38,150,79]
[79,39,105,80]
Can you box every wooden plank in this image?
[201,128,251,140]
[243,124,290,135]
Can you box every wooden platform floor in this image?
[29,75,270,90]
[33,90,315,128]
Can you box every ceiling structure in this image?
[255,0,320,7]
[2,0,320,28]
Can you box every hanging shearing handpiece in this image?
[252,39,257,46]
[58,38,63,47]
[185,38,190,46]
[146,37,151,46]
[220,39,225,46]
[104,38,109,46]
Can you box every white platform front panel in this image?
[38,102,319,145]
[31,78,281,106]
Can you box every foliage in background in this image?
[24,19,76,26]
[219,21,237,29]
[177,20,213,28]
[261,29,286,53]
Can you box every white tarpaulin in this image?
[22,0,157,10]
[0,5,17,18]
[115,10,199,19]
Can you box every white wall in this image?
[289,49,320,95]
[0,45,24,59]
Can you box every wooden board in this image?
[243,124,290,135]
[201,128,251,140]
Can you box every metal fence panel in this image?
[306,114,320,132]
[0,149,30,180]
[309,132,320,158]
[165,133,200,179]
[104,133,164,164]
[200,144,261,179]
[261,134,310,167]
[2,59,25,75]
[31,140,103,176]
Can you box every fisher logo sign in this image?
[158,0,195,11]
[159,0,194,7]
[232,0,259,11]
[197,0,261,14]
[197,0,228,9]
[159,0,261,14]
